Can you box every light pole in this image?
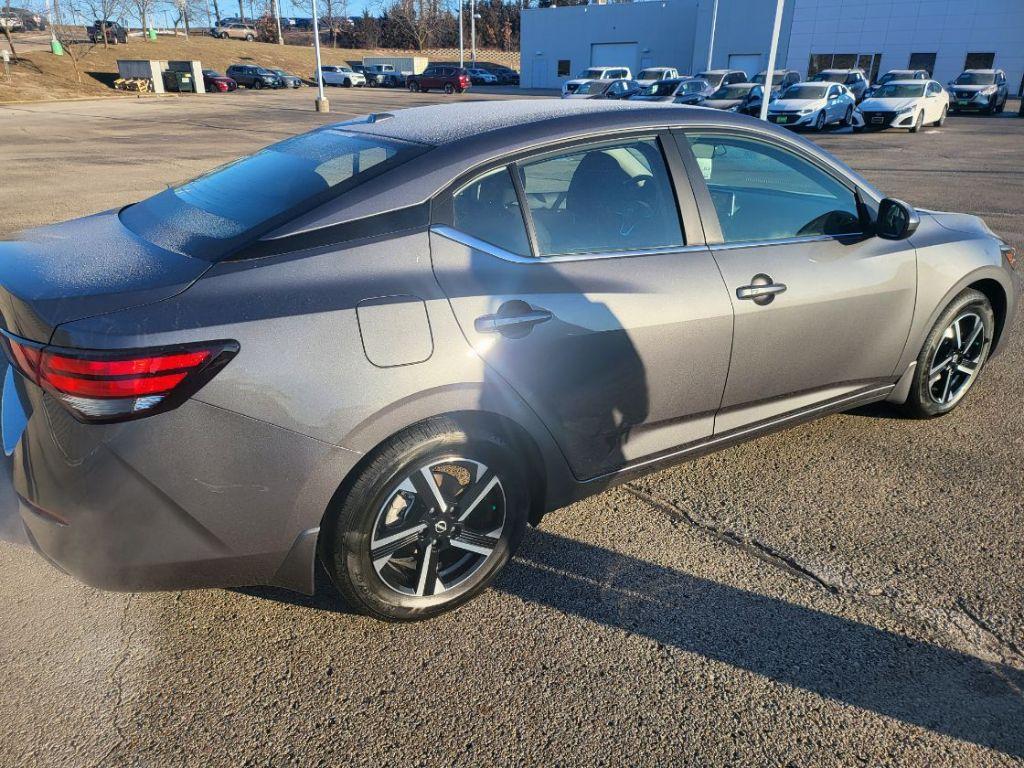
[470,0,476,67]
[272,0,283,44]
[458,1,463,68]
[759,0,785,121]
[311,0,328,111]
[705,0,718,71]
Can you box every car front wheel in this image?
[322,416,529,621]
[843,105,853,126]
[814,111,826,131]
[901,288,994,418]
[408,81,419,92]
[245,33,253,41]
[934,105,947,127]
[909,110,924,132]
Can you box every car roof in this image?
[885,79,928,85]
[700,69,740,74]
[264,99,882,239]
[963,68,997,74]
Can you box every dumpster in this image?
[162,70,194,92]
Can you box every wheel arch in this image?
[968,277,1008,353]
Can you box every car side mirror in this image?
[876,198,920,240]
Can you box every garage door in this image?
[592,43,639,73]
[727,54,762,80]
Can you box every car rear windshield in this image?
[638,69,667,80]
[754,72,787,85]
[874,83,925,98]
[782,84,827,99]
[812,72,846,83]
[955,72,995,85]
[120,129,426,261]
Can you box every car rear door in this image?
[430,132,734,480]
[677,129,916,433]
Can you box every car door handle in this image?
[475,306,553,336]
[736,274,787,306]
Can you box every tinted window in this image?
[955,71,995,85]
[964,52,995,70]
[686,133,861,243]
[643,79,681,97]
[557,59,571,77]
[453,167,530,256]
[812,71,846,83]
[121,130,426,261]
[518,138,683,257]
[875,83,925,98]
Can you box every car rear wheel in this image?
[909,110,923,132]
[901,289,994,418]
[444,83,455,94]
[322,416,529,621]
[934,105,947,127]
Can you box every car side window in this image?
[452,167,531,256]
[517,137,684,257]
[686,133,861,244]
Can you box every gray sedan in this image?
[0,101,1018,621]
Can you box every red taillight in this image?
[1,335,237,423]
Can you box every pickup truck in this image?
[88,19,128,44]
[364,64,406,88]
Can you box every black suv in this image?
[948,69,1009,114]
[225,65,283,90]
[87,20,128,44]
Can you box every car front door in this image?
[679,129,917,433]
[430,133,735,480]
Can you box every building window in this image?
[908,52,936,75]
[557,59,571,78]
[964,52,995,70]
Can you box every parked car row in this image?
[562,64,1016,133]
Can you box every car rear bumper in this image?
[6,375,359,594]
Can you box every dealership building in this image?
[520,0,1024,94]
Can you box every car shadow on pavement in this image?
[500,528,1024,759]
[240,525,1024,758]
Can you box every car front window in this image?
[955,72,995,85]
[711,85,752,99]
[782,85,827,100]
[643,80,679,96]
[687,134,861,244]
[874,83,925,98]
[676,80,704,94]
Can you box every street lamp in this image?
[311,0,328,111]
[759,0,785,121]
[705,0,718,71]
[470,0,477,67]
[458,1,463,68]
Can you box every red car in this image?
[202,69,238,92]
[407,66,471,94]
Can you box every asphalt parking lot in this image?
[1,88,1023,767]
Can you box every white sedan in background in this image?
[766,82,856,131]
[853,80,950,132]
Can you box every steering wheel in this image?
[617,174,656,237]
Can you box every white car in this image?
[317,65,366,88]
[766,81,856,131]
[561,66,632,97]
[635,67,679,87]
[853,79,950,132]
[467,68,498,85]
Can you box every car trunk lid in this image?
[0,210,212,343]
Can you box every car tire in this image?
[910,111,923,132]
[444,83,455,95]
[245,33,253,41]
[321,416,529,622]
[843,105,853,126]
[814,111,826,131]
[408,81,419,92]
[934,105,947,127]
[253,79,262,90]
[901,289,994,419]
[995,97,1004,114]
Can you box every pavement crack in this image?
[94,593,136,768]
[625,483,1024,673]
[623,483,841,594]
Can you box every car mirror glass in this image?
[876,198,920,240]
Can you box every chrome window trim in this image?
[709,232,864,251]
[431,225,708,264]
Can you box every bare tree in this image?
[50,0,95,83]
[2,0,18,59]
[133,0,156,33]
